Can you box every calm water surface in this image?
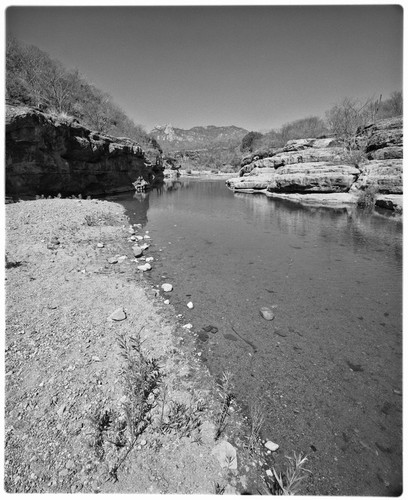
[109,179,402,495]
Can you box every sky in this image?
[5,3,403,133]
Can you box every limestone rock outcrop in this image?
[228,117,403,204]
[350,159,403,194]
[358,116,403,160]
[6,105,164,197]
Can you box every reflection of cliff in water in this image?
[130,191,150,226]
[154,178,192,194]
[233,191,402,263]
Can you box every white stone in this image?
[260,307,275,321]
[183,323,193,329]
[265,441,279,452]
[145,257,154,262]
[164,300,170,305]
[211,441,237,470]
[161,283,173,292]
[187,301,194,309]
[97,242,104,248]
[137,263,152,271]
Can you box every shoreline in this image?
[5,198,277,494]
[228,186,403,215]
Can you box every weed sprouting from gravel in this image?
[214,371,235,441]
[246,399,266,456]
[161,398,206,440]
[215,482,226,494]
[264,452,310,495]
[103,329,162,481]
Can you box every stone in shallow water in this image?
[198,331,209,342]
[132,245,143,257]
[161,283,173,292]
[138,263,152,271]
[260,307,275,321]
[203,325,218,333]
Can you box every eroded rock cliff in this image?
[6,105,164,197]
[227,117,403,207]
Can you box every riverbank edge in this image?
[4,198,276,494]
[230,187,403,214]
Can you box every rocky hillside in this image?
[150,124,248,152]
[6,105,164,197]
[226,116,403,211]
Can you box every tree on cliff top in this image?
[6,36,160,152]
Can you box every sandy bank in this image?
[5,198,285,494]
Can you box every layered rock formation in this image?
[6,105,164,197]
[227,117,403,211]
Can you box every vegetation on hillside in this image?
[6,36,160,152]
[240,92,402,161]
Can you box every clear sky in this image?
[5,4,403,132]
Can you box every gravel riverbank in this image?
[4,198,281,494]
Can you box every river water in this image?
[108,178,402,495]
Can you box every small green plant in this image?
[357,186,378,210]
[247,399,266,456]
[270,452,311,495]
[214,482,226,494]
[161,398,206,439]
[106,329,161,481]
[84,213,101,226]
[214,371,235,440]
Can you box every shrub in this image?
[357,186,378,210]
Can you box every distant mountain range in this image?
[150,124,248,152]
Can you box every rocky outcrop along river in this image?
[227,117,402,211]
[6,105,164,197]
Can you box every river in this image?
[108,178,402,495]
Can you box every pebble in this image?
[130,235,136,241]
[145,257,154,262]
[187,301,194,309]
[107,256,118,264]
[265,441,279,452]
[108,307,127,321]
[117,256,127,263]
[183,324,193,329]
[137,263,152,272]
[161,283,173,292]
[97,243,104,248]
[140,439,147,446]
[132,245,144,257]
[66,460,76,470]
[164,300,170,305]
[260,307,275,321]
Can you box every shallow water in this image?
[109,179,402,495]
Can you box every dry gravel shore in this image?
[5,198,262,493]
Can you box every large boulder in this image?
[6,105,164,197]
[350,159,402,194]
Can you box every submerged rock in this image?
[161,283,173,292]
[260,307,275,321]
